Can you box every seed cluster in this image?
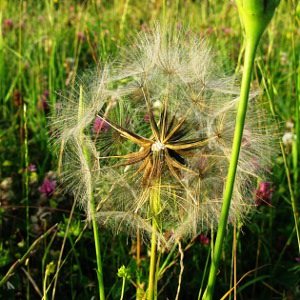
[52,25,275,247]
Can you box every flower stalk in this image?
[147,180,161,300]
[78,86,105,300]
[203,1,280,299]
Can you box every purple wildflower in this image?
[37,90,50,112]
[93,116,110,133]
[43,89,49,98]
[198,233,210,245]
[144,114,150,122]
[39,178,56,196]
[3,19,14,30]
[206,28,214,35]
[223,27,231,37]
[253,182,275,206]
[28,163,37,172]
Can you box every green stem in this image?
[148,228,157,300]
[197,245,211,300]
[147,183,160,300]
[157,243,177,278]
[136,229,141,299]
[78,86,105,300]
[203,38,259,300]
[23,102,29,248]
[24,102,30,300]
[90,189,105,300]
[120,277,126,300]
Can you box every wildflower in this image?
[77,31,84,42]
[52,25,275,247]
[39,173,56,197]
[285,118,294,130]
[144,114,150,122]
[206,28,214,35]
[199,233,210,246]
[253,181,275,206]
[93,116,110,133]
[39,179,56,196]
[28,163,37,172]
[37,89,50,112]
[3,18,14,30]
[282,132,296,146]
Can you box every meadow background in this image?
[0,0,299,299]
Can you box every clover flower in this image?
[93,116,110,133]
[52,25,275,248]
[39,174,56,197]
[253,181,275,206]
[28,163,37,172]
[198,233,210,246]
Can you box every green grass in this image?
[0,0,299,299]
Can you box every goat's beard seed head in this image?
[51,24,276,249]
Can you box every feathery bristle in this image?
[51,24,276,248]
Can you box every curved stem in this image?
[203,38,259,300]
[120,277,126,300]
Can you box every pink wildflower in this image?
[199,233,210,245]
[253,182,275,206]
[28,163,37,172]
[3,19,14,30]
[39,178,56,196]
[37,90,50,112]
[93,116,110,133]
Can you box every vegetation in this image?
[0,1,299,299]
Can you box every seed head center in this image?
[151,141,165,152]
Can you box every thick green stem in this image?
[202,2,280,295]
[78,86,105,300]
[148,224,157,300]
[203,38,259,300]
[147,183,160,300]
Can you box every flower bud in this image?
[235,0,280,44]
